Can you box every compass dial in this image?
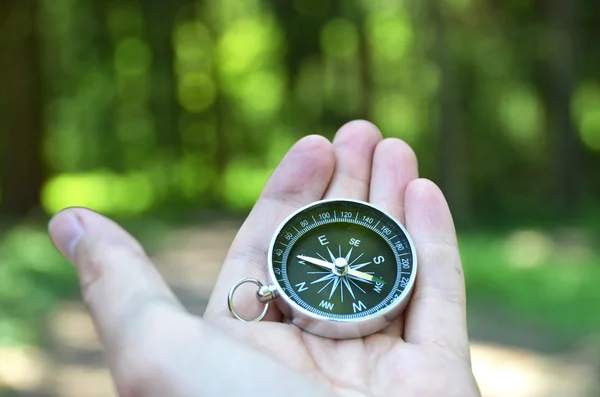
[268,199,416,322]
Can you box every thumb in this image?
[48,208,333,397]
[48,207,185,353]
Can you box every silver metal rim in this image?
[227,278,271,322]
[266,198,418,336]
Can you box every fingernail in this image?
[49,211,84,262]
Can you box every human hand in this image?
[48,120,481,396]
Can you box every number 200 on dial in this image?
[267,199,417,339]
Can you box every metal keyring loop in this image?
[227,277,270,322]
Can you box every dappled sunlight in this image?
[372,93,419,144]
[504,229,553,269]
[366,11,412,65]
[471,342,597,397]
[217,18,282,78]
[573,82,600,151]
[222,161,272,209]
[49,304,101,350]
[42,171,155,215]
[114,38,151,77]
[177,72,217,112]
[498,84,544,149]
[0,346,48,391]
[54,366,115,397]
[320,19,358,59]
[239,69,285,121]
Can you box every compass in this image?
[228,199,417,339]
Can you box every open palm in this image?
[49,121,481,397]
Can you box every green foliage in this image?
[0,225,77,346]
[1,0,599,352]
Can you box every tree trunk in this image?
[548,0,581,215]
[0,1,46,217]
[142,0,184,153]
[429,3,470,224]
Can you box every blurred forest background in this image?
[1,0,600,395]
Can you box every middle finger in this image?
[323,120,382,200]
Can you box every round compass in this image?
[228,199,417,339]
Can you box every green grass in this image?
[461,228,600,341]
[0,223,77,345]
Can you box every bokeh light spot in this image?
[42,171,155,215]
[240,70,284,119]
[504,230,552,269]
[107,4,144,38]
[573,82,600,151]
[320,19,358,59]
[498,84,543,146]
[177,73,216,112]
[367,11,412,62]
[114,37,151,76]
[372,93,419,143]
[218,19,280,76]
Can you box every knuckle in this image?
[77,242,147,309]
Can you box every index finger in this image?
[204,135,335,321]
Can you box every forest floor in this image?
[0,218,599,397]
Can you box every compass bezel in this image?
[266,198,418,339]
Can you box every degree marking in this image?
[277,206,413,320]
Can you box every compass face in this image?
[268,199,416,322]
